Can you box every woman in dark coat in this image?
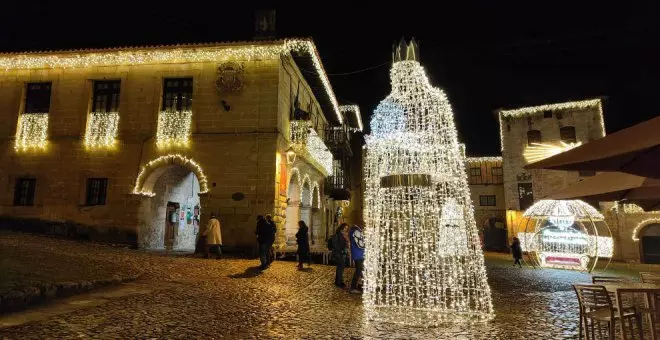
[511,237,523,268]
[295,220,310,270]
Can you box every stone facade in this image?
[498,100,606,239]
[466,157,507,250]
[0,40,355,252]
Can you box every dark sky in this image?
[1,2,658,155]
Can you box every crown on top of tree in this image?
[392,37,419,63]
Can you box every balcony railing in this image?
[290,120,333,175]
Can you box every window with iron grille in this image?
[560,126,577,143]
[491,166,504,184]
[469,167,482,184]
[86,178,108,206]
[527,130,542,145]
[479,195,496,207]
[92,81,121,112]
[14,178,36,206]
[162,78,193,112]
[25,82,52,113]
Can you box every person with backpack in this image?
[349,224,365,293]
[331,223,349,287]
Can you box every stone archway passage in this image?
[285,169,301,246]
[640,223,660,264]
[133,154,209,196]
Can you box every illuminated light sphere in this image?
[363,39,494,326]
[517,199,613,272]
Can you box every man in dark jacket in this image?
[332,223,349,287]
[265,215,277,264]
[255,215,273,269]
[349,224,365,293]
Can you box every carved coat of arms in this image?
[215,62,244,93]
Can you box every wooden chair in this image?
[574,284,640,340]
[593,276,633,307]
[640,272,660,326]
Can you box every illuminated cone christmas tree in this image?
[363,39,493,325]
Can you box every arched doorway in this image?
[134,155,207,251]
[310,184,321,245]
[285,170,301,246]
[300,176,312,229]
[640,223,660,264]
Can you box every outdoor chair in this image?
[574,284,640,340]
[593,276,633,306]
[640,272,660,324]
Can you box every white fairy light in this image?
[156,110,192,148]
[498,98,606,151]
[519,200,612,272]
[523,141,582,163]
[632,218,660,241]
[466,156,502,163]
[132,154,209,196]
[15,113,48,151]
[290,121,333,176]
[363,45,493,326]
[339,104,363,131]
[84,112,119,149]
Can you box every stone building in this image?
[465,156,507,251]
[496,99,606,241]
[0,39,362,253]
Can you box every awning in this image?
[524,116,660,179]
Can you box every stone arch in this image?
[636,221,660,264]
[133,154,209,196]
[300,175,313,234]
[310,182,322,245]
[285,168,302,246]
[632,218,660,242]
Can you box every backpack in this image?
[327,237,333,251]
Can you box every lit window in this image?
[85,81,121,149]
[469,167,482,184]
[491,167,503,184]
[157,78,193,148]
[15,83,51,151]
[479,195,496,207]
[14,178,36,206]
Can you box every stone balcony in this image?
[290,120,333,176]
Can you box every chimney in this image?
[254,10,276,40]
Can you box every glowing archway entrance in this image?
[639,223,660,264]
[133,155,208,251]
[285,169,301,246]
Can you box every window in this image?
[25,82,52,113]
[469,167,482,184]
[479,195,496,206]
[162,78,193,112]
[543,110,552,118]
[560,126,577,143]
[527,130,542,145]
[92,81,121,112]
[13,178,36,206]
[86,178,108,206]
[491,166,504,184]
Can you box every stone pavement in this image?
[0,232,643,339]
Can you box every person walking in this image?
[255,215,273,270]
[265,215,277,265]
[332,223,349,287]
[511,237,523,268]
[203,213,223,259]
[349,224,365,293]
[295,221,310,270]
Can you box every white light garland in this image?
[339,104,363,131]
[84,112,119,149]
[132,154,209,196]
[632,218,660,242]
[290,122,333,176]
[156,110,192,148]
[466,156,503,163]
[498,98,606,151]
[0,40,343,124]
[363,57,493,325]
[15,113,48,151]
[523,199,604,219]
[523,141,582,163]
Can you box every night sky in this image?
[1,2,658,155]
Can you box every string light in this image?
[518,199,612,272]
[0,39,343,124]
[132,154,209,196]
[156,110,192,148]
[466,156,502,163]
[632,218,660,242]
[363,53,493,325]
[339,105,363,131]
[290,121,333,176]
[523,141,582,163]
[498,99,606,151]
[84,112,119,149]
[15,113,48,151]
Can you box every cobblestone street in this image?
[0,232,640,339]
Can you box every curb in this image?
[0,273,142,314]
